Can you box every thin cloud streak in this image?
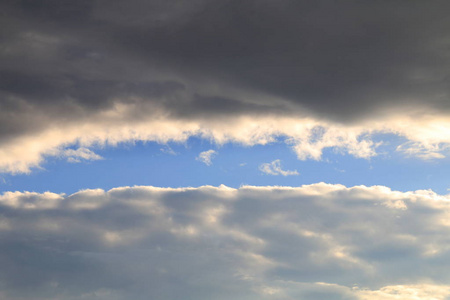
[259,159,299,176]
[61,147,103,163]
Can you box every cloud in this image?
[355,284,450,300]
[196,149,218,166]
[61,147,103,163]
[2,0,450,119]
[160,146,177,155]
[2,103,450,174]
[1,184,450,299]
[1,0,450,173]
[259,159,299,176]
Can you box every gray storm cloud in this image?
[2,0,450,121]
[1,184,450,299]
[1,0,450,172]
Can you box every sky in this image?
[1,0,450,299]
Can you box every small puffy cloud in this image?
[1,184,450,299]
[196,149,218,166]
[259,159,299,176]
[61,147,103,163]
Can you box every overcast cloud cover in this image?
[2,1,450,299]
[2,184,450,299]
[1,0,450,172]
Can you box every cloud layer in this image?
[1,0,450,173]
[1,184,450,299]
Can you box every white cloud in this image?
[259,159,299,176]
[3,101,450,174]
[61,147,103,163]
[196,149,218,166]
[397,141,448,160]
[355,284,450,300]
[2,183,450,299]
[160,146,177,155]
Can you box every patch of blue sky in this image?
[1,133,450,195]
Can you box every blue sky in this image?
[3,134,450,195]
[2,1,450,299]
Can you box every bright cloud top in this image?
[1,184,450,299]
[3,105,450,174]
[259,159,299,176]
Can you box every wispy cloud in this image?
[61,147,103,163]
[259,159,299,176]
[160,146,177,155]
[196,149,218,166]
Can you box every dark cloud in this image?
[2,0,450,126]
[140,0,450,120]
[1,0,450,172]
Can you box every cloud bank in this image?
[1,0,450,173]
[1,184,450,299]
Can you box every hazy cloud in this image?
[259,159,299,176]
[160,146,177,155]
[1,184,450,299]
[196,149,218,166]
